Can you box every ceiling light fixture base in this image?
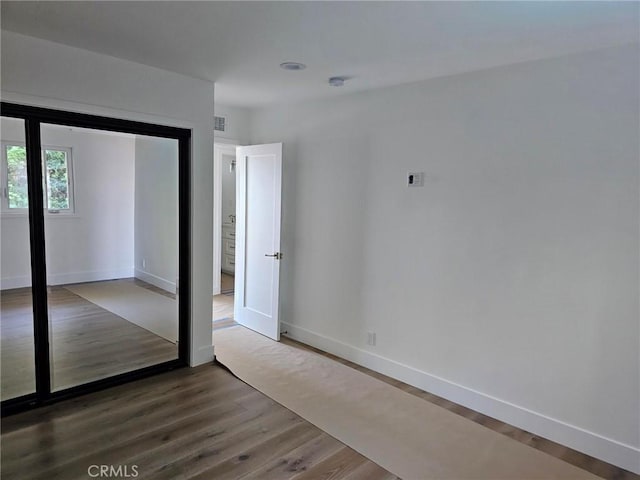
[329,76,347,87]
[280,62,306,71]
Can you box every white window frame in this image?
[1,141,75,215]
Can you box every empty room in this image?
[1,2,638,480]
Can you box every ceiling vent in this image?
[214,115,227,132]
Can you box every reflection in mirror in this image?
[0,116,36,400]
[39,124,179,391]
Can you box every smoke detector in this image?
[280,62,306,71]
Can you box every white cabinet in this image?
[222,225,236,274]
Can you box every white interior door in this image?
[234,143,282,341]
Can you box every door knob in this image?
[265,252,283,259]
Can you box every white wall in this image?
[1,121,135,288]
[134,135,178,293]
[1,31,215,366]
[250,44,640,472]
[214,104,251,145]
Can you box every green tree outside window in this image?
[45,150,69,210]
[4,145,71,211]
[6,146,28,209]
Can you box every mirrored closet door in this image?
[0,103,190,414]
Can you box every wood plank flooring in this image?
[221,272,234,293]
[0,364,398,480]
[1,282,177,400]
[213,273,235,321]
[2,278,637,479]
[0,286,37,399]
[213,292,234,322]
[280,336,639,480]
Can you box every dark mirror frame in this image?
[0,102,191,416]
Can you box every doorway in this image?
[213,143,238,330]
[212,142,283,341]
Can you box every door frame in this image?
[0,102,191,416]
[213,141,239,295]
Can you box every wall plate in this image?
[407,172,424,187]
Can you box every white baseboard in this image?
[281,321,640,475]
[134,269,176,295]
[1,268,135,290]
[0,275,32,290]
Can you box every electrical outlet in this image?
[142,259,146,269]
[407,172,425,187]
[367,331,376,346]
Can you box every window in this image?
[1,143,74,214]
[4,144,28,209]
[43,148,72,211]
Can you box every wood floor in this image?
[3,276,637,479]
[1,281,177,400]
[280,337,640,480]
[213,273,235,322]
[213,292,235,322]
[221,272,235,293]
[0,363,398,480]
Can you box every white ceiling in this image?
[1,1,638,108]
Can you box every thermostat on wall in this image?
[407,172,425,187]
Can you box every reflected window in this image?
[1,143,74,213]
[4,144,28,209]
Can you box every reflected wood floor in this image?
[1,282,177,400]
[0,364,398,480]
